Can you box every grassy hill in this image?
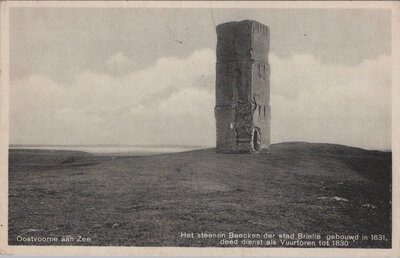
[8,142,391,247]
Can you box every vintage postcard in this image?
[0,1,399,256]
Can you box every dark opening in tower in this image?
[253,129,260,152]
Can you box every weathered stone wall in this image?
[215,20,270,153]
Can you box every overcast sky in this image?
[9,7,391,149]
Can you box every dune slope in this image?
[8,142,391,247]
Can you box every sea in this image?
[9,144,209,156]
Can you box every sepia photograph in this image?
[0,1,399,256]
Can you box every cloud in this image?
[270,54,391,150]
[10,49,391,149]
[106,52,132,73]
[10,49,216,146]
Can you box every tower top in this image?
[216,20,270,64]
[216,20,269,32]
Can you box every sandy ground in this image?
[8,142,391,247]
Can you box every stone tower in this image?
[215,20,271,153]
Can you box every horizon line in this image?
[8,142,392,152]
